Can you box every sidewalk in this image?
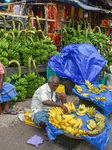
[0,98,112,150]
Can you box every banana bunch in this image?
[76,104,87,116]
[94,96,106,102]
[86,119,105,136]
[85,80,93,89]
[85,80,101,94]
[11,74,21,81]
[99,84,106,92]
[87,120,97,130]
[75,85,83,93]
[87,107,96,118]
[95,113,105,122]
[64,102,76,113]
[48,107,64,116]
[15,78,28,87]
[81,93,88,97]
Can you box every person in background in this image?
[30,76,68,140]
[0,62,17,115]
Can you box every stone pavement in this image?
[0,97,112,150]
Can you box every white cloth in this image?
[29,83,56,120]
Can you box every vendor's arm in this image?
[56,92,66,104]
[0,74,4,93]
[42,100,68,113]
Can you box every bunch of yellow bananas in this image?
[64,102,76,114]
[94,96,106,102]
[85,80,101,94]
[75,85,83,93]
[76,104,87,116]
[99,84,106,92]
[87,120,97,130]
[81,93,88,97]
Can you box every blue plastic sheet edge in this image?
[46,107,111,150]
[72,84,112,116]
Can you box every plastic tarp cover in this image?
[72,84,112,116]
[46,108,111,150]
[48,44,106,85]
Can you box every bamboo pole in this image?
[0,12,55,22]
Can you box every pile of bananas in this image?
[48,102,86,136]
[85,80,107,95]
[75,85,83,93]
[86,113,105,136]
[87,107,96,118]
[99,84,106,92]
[81,93,88,97]
[94,96,106,102]
[48,103,106,137]
[76,104,87,116]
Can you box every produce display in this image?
[48,103,106,137]
[0,15,60,68]
[74,80,106,102]
[8,59,46,102]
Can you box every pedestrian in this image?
[0,62,18,115]
[30,76,68,140]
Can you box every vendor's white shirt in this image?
[29,83,56,120]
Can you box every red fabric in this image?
[47,5,57,33]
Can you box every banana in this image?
[71,102,76,112]
[87,124,93,130]
[73,118,82,127]
[79,120,83,129]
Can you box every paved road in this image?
[0,98,112,150]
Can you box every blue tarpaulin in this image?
[58,0,103,11]
[72,84,112,116]
[46,108,111,150]
[48,44,106,85]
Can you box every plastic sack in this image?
[46,108,111,150]
[72,84,112,116]
[48,44,106,85]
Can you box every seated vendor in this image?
[30,76,68,140]
[0,62,17,115]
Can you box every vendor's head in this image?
[48,76,60,91]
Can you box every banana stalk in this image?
[36,16,42,30]
[32,59,39,78]
[1,29,4,40]
[9,60,21,77]
[5,31,15,48]
[93,26,101,34]
[0,15,6,32]
[14,19,24,30]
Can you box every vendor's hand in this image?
[61,105,68,113]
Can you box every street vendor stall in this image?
[46,104,111,150]
[47,43,112,116]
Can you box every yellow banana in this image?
[79,120,83,129]
[73,118,82,127]
[87,124,93,130]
